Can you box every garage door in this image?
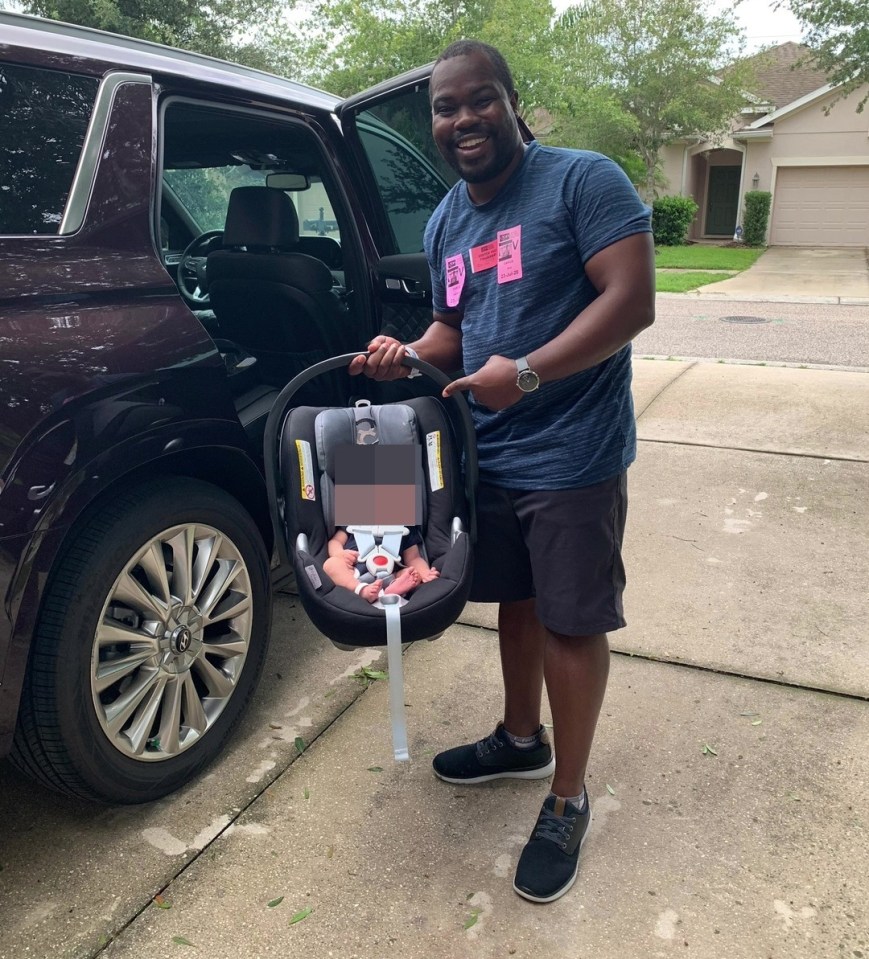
[771,166,869,246]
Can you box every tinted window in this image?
[355,87,456,254]
[164,167,340,242]
[0,63,98,235]
[160,102,344,251]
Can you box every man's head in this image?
[430,40,524,202]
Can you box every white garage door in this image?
[771,166,869,246]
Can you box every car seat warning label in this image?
[426,431,444,493]
[296,440,316,500]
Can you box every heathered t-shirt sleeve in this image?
[567,156,652,265]
[425,194,455,316]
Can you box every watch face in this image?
[517,369,540,392]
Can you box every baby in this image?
[323,527,439,603]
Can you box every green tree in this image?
[783,0,869,111]
[552,0,751,200]
[22,0,293,70]
[291,0,558,104]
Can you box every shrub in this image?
[742,191,772,246]
[651,195,699,246]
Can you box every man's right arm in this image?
[348,311,463,381]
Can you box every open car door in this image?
[337,65,454,347]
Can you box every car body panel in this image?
[0,13,459,787]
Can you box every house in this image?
[659,43,869,246]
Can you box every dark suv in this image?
[0,12,460,803]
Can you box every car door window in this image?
[353,86,456,255]
[0,63,98,235]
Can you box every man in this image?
[349,39,654,903]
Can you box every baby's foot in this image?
[357,581,383,604]
[384,567,420,596]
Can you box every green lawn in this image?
[655,271,732,293]
[654,245,765,270]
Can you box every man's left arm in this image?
[442,231,655,410]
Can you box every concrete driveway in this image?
[695,247,869,303]
[2,358,867,959]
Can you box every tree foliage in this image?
[652,195,700,245]
[21,0,293,70]
[742,190,772,246]
[289,0,558,103]
[551,0,751,199]
[783,0,869,111]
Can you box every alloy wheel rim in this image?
[90,522,253,761]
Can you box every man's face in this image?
[430,51,523,188]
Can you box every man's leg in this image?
[431,603,555,786]
[544,630,610,799]
[498,599,610,796]
[498,598,545,738]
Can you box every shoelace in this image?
[534,806,575,848]
[476,730,504,757]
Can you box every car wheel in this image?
[11,478,272,804]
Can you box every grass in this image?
[655,271,732,293]
[654,245,765,270]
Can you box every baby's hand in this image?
[420,567,440,583]
[342,549,359,567]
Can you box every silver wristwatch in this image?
[515,356,540,393]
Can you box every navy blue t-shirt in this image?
[424,142,651,489]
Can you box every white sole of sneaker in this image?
[512,808,592,904]
[433,756,556,785]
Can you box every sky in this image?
[710,0,804,52]
[551,0,806,54]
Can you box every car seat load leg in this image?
[382,596,409,761]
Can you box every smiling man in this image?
[350,40,654,903]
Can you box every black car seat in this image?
[206,186,353,402]
[264,353,478,759]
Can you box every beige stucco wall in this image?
[742,141,774,191]
[659,144,688,194]
[769,85,869,159]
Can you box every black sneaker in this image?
[432,722,555,784]
[513,793,591,903]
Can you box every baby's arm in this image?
[401,544,439,583]
[328,529,357,567]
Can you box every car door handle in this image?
[383,276,425,298]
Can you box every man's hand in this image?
[348,336,413,381]
[441,354,523,411]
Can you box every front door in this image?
[705,166,741,236]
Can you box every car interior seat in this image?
[206,186,353,400]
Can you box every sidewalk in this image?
[1,360,867,959]
[686,246,869,304]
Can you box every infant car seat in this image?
[264,353,478,759]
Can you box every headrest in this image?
[314,404,421,532]
[297,235,342,269]
[315,405,419,478]
[222,186,300,249]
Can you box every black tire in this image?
[11,478,272,804]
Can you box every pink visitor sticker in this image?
[445,253,465,307]
[469,239,498,273]
[497,225,522,284]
